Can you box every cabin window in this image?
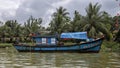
[42,38,46,44]
[51,38,56,44]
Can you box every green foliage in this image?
[103,40,120,52]
[49,6,70,34]
[0,16,43,43]
[0,43,12,47]
[70,10,82,32]
[78,3,113,40]
[19,16,43,37]
[115,29,120,42]
[23,16,42,36]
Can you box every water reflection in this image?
[0,47,120,68]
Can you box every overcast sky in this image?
[0,0,120,27]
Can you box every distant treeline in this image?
[0,3,120,43]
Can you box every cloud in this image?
[0,0,120,27]
[42,0,72,27]
[101,0,120,16]
[13,0,61,25]
[0,0,24,21]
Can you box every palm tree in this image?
[102,11,113,31]
[80,3,112,40]
[23,16,43,42]
[0,25,10,42]
[70,10,82,32]
[3,20,22,42]
[24,16,42,36]
[49,6,70,34]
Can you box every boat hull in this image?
[13,38,104,53]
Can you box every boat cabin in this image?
[32,32,92,46]
[32,36,57,46]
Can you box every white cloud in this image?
[51,0,72,8]
[0,0,24,21]
[0,0,19,9]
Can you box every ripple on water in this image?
[115,66,120,68]
[0,48,120,68]
[19,66,38,68]
[0,65,5,68]
[0,61,12,64]
[107,54,120,68]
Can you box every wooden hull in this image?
[13,38,104,53]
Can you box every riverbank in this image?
[101,41,120,52]
[0,43,12,48]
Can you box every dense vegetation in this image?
[0,3,120,52]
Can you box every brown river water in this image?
[0,47,120,68]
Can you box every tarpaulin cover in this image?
[60,32,88,39]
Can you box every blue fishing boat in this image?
[13,32,104,53]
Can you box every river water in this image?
[0,47,120,68]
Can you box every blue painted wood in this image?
[47,38,51,45]
[13,37,104,53]
[32,36,57,46]
[34,37,42,43]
